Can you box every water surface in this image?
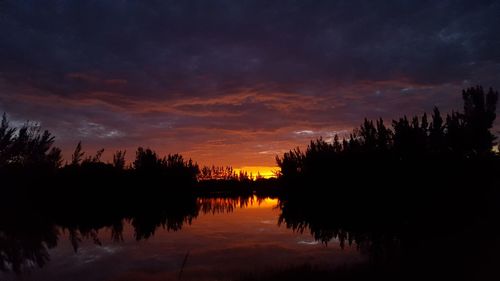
[1,197,363,281]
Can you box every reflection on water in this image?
[0,195,363,281]
[4,190,497,280]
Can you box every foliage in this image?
[198,165,252,181]
[0,113,62,170]
[277,86,499,181]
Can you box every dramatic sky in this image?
[1,0,499,169]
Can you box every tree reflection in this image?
[2,185,499,279]
[0,194,271,273]
[276,184,500,279]
[0,205,59,273]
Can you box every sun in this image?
[233,166,280,179]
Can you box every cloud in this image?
[0,0,499,166]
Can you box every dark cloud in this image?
[0,0,499,166]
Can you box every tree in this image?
[277,86,500,181]
[113,150,126,170]
[276,147,304,179]
[429,107,444,153]
[376,118,392,153]
[0,113,61,169]
[359,118,377,152]
[133,147,161,172]
[71,141,85,166]
[462,86,498,155]
[82,148,105,164]
[47,147,63,168]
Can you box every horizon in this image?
[1,1,499,168]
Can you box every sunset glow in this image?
[234,166,280,179]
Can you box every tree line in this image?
[0,113,273,199]
[277,86,499,184]
[0,117,268,185]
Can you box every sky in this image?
[1,0,499,170]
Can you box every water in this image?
[0,196,363,281]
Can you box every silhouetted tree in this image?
[429,107,444,154]
[277,86,500,183]
[461,86,498,155]
[82,148,105,164]
[113,150,126,170]
[71,141,85,166]
[0,113,61,170]
[276,147,304,179]
[376,118,392,153]
[133,147,161,172]
[332,135,342,153]
[445,111,466,156]
[198,165,251,181]
[359,118,377,153]
[46,147,63,169]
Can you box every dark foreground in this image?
[1,178,499,281]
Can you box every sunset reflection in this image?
[0,196,361,281]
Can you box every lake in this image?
[0,196,364,281]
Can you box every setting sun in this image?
[234,166,280,179]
